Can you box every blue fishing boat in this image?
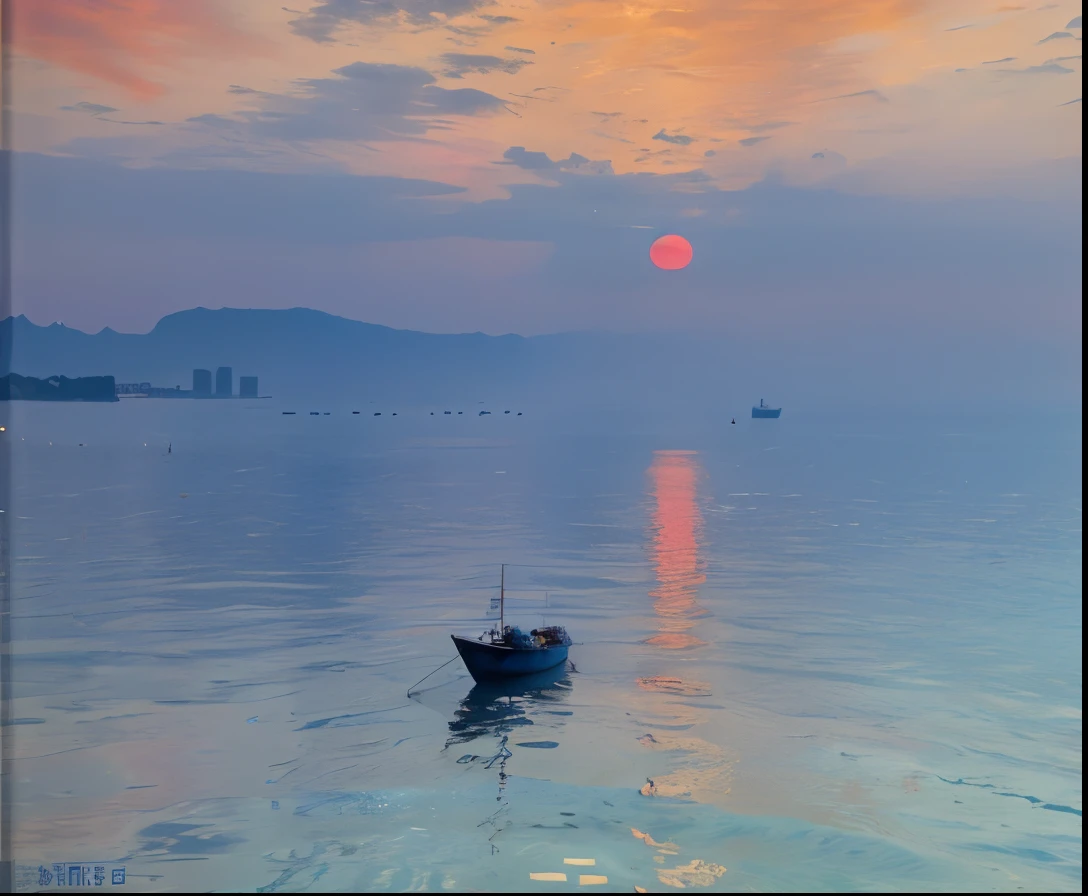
[752,398,782,419]
[451,565,571,683]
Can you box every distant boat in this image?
[444,411,452,415]
[352,411,360,415]
[283,411,296,415]
[309,411,319,416]
[479,410,491,416]
[752,399,782,419]
[451,565,571,683]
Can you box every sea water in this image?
[4,400,1081,892]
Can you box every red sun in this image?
[649,234,693,270]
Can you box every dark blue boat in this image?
[752,398,782,419]
[451,565,571,683]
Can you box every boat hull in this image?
[752,407,782,418]
[451,635,569,683]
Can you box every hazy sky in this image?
[9,0,1083,357]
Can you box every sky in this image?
[7,0,1083,372]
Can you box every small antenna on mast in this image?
[500,564,505,632]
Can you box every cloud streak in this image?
[60,101,118,115]
[816,89,890,104]
[998,62,1074,74]
[59,99,163,125]
[748,121,793,133]
[439,53,533,78]
[289,1,487,42]
[187,61,509,145]
[501,146,614,175]
[652,128,694,145]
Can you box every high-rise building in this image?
[193,369,212,395]
[215,366,232,397]
[239,376,258,398]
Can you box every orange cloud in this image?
[12,0,263,100]
[526,1,922,112]
[429,0,927,181]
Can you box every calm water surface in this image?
[5,401,1082,892]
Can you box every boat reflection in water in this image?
[446,664,573,748]
[445,666,573,850]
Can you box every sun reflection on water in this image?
[636,449,737,813]
[646,450,709,649]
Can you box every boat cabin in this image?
[481,624,570,649]
[531,626,571,648]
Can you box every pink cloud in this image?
[13,0,263,100]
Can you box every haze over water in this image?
[6,400,1082,892]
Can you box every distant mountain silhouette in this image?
[1,306,1073,412]
[1,373,118,402]
[0,307,666,407]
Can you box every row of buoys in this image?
[283,410,523,416]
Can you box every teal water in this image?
[4,401,1082,892]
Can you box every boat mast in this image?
[500,564,505,632]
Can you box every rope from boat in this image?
[406,655,460,697]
